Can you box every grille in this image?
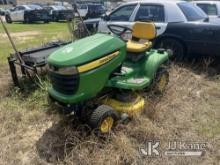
[49,71,79,95]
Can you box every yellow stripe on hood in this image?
[77,51,120,73]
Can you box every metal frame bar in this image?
[7,56,39,88]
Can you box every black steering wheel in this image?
[107,24,132,37]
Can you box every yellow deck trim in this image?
[102,94,145,117]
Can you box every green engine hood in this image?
[48,33,125,67]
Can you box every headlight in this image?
[58,66,78,75]
[48,65,77,75]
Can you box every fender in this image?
[154,33,185,46]
[24,11,32,21]
[154,34,188,55]
[145,50,169,80]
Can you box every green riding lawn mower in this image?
[47,22,170,134]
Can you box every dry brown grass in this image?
[0,61,219,165]
[0,66,11,98]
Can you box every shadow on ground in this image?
[35,115,95,163]
[35,96,159,164]
[36,119,71,163]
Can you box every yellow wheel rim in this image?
[157,74,168,92]
[100,116,114,133]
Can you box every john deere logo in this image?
[99,52,119,64]
[77,51,119,73]
[63,47,74,53]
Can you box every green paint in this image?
[48,33,125,67]
[48,33,169,104]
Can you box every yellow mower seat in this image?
[127,40,152,53]
[126,22,156,53]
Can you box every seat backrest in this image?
[132,22,156,40]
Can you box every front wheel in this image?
[24,16,30,23]
[156,38,185,60]
[5,15,12,23]
[44,20,50,23]
[53,16,59,22]
[89,105,118,134]
[153,67,169,94]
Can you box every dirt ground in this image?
[0,60,219,165]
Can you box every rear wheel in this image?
[53,16,59,22]
[153,67,169,94]
[24,16,30,23]
[44,20,49,23]
[5,15,12,23]
[89,105,118,134]
[156,38,185,60]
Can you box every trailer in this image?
[0,4,90,88]
[8,41,70,88]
